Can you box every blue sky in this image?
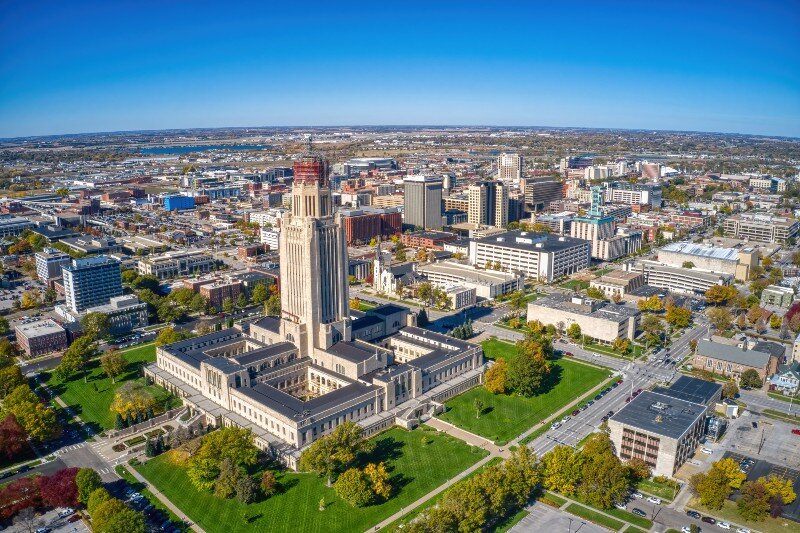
[1,1,798,138]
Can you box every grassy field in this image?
[584,340,643,359]
[688,498,798,533]
[565,503,625,530]
[438,340,608,443]
[135,427,488,533]
[637,478,679,502]
[115,464,189,531]
[560,280,590,291]
[46,343,180,431]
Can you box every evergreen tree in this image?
[115,413,125,430]
[146,406,154,420]
[145,438,155,457]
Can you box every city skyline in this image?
[1,0,798,138]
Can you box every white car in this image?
[57,508,74,518]
[647,496,662,505]
[735,528,750,533]
[717,523,731,530]
[562,416,571,423]
[551,422,562,430]
[631,492,644,499]
[700,447,713,454]
[615,502,627,510]
[682,528,692,533]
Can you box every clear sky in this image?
[1,0,798,138]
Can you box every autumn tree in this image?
[38,467,79,509]
[2,384,57,441]
[722,380,739,399]
[626,458,651,482]
[740,369,763,389]
[578,433,630,509]
[364,462,391,501]
[484,358,508,394]
[566,323,582,340]
[665,305,692,328]
[760,475,796,505]
[87,488,113,515]
[708,307,734,331]
[299,421,372,486]
[704,284,738,306]
[0,476,41,520]
[637,295,663,312]
[507,346,551,397]
[81,312,111,341]
[691,468,731,510]
[539,445,583,496]
[186,427,258,492]
[100,350,126,383]
[260,471,278,497]
[75,468,103,505]
[57,335,99,382]
[737,480,770,521]
[0,414,28,460]
[334,467,374,507]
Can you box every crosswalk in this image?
[53,442,86,455]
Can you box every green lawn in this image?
[560,280,590,291]
[46,343,180,431]
[438,340,609,443]
[584,340,643,359]
[565,503,625,531]
[135,427,488,533]
[115,465,189,531]
[636,478,679,502]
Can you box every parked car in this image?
[625,397,632,403]
[551,422,562,430]
[565,352,574,357]
[701,517,716,524]
[735,528,750,533]
[792,428,800,436]
[616,379,623,384]
[615,502,627,510]
[572,410,580,416]
[631,508,647,517]
[751,422,757,429]
[647,496,662,505]
[607,410,614,417]
[631,492,644,499]
[686,510,702,519]
[58,508,75,518]
[717,522,731,530]
[594,395,602,401]
[700,447,713,454]
[682,528,692,533]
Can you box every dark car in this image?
[687,510,702,519]
[612,382,619,388]
[631,508,647,517]
[580,404,589,411]
[594,395,602,401]
[751,422,758,429]
[607,410,615,417]
[601,416,608,422]
[792,428,800,436]
[701,516,716,524]
[572,410,580,416]
[625,396,632,402]
[565,352,574,357]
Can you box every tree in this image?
[0,363,25,400]
[508,291,527,311]
[761,475,796,505]
[578,434,631,509]
[0,315,9,335]
[236,292,248,309]
[691,468,731,510]
[747,304,763,326]
[708,307,734,331]
[637,295,663,312]
[612,337,632,356]
[58,336,98,382]
[626,458,651,482]
[2,384,57,441]
[236,474,258,503]
[566,323,581,340]
[93,499,145,533]
[770,314,783,330]
[539,445,583,496]
[260,471,278,497]
[713,457,747,489]
[87,487,113,515]
[704,284,739,306]
[187,427,258,492]
[251,283,269,305]
[737,480,770,521]
[585,287,607,300]
[474,398,485,419]
[299,421,373,486]
[740,369,763,389]
[110,381,156,418]
[0,414,28,460]
[20,289,42,309]
[38,467,79,508]
[507,348,551,397]
[665,305,692,328]
[0,476,41,520]
[364,462,391,501]
[689,339,698,353]
[81,312,111,341]
[722,380,739,399]
[265,293,281,316]
[214,457,241,498]
[13,507,43,533]
[417,282,433,305]
[75,468,103,505]
[100,350,126,383]
[416,308,429,326]
[221,297,234,313]
[334,467,374,507]
[682,261,695,268]
[155,326,188,346]
[484,358,508,394]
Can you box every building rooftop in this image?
[652,375,722,406]
[529,294,639,322]
[661,241,739,262]
[417,261,521,285]
[15,319,65,338]
[696,339,773,368]
[610,390,706,440]
[474,230,589,253]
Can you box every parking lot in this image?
[724,414,800,468]
[722,450,800,523]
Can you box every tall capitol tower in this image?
[279,139,351,357]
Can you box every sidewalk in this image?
[128,465,207,533]
[424,418,509,457]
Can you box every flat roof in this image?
[653,375,722,406]
[661,241,739,262]
[474,230,588,253]
[15,319,65,338]
[610,390,706,440]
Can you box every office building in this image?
[35,248,71,284]
[469,230,590,283]
[658,242,759,282]
[497,153,523,183]
[400,230,457,250]
[589,271,645,299]
[15,319,69,357]
[723,213,799,244]
[403,175,443,230]
[340,207,402,245]
[416,261,524,300]
[62,256,123,313]
[163,195,196,211]
[623,260,733,295]
[0,215,34,238]
[57,295,148,335]
[609,390,707,477]
[527,294,639,343]
[59,236,119,255]
[137,250,215,280]
[523,177,563,212]
[604,182,662,208]
[468,181,509,228]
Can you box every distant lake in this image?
[139,144,270,155]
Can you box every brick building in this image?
[15,319,69,357]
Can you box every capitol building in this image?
[145,147,485,468]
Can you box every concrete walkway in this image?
[128,466,207,533]
[424,418,510,457]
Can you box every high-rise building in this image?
[62,256,123,313]
[467,181,509,228]
[497,153,523,183]
[403,175,443,230]
[523,177,563,212]
[280,148,351,356]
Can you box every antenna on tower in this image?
[307,134,313,153]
